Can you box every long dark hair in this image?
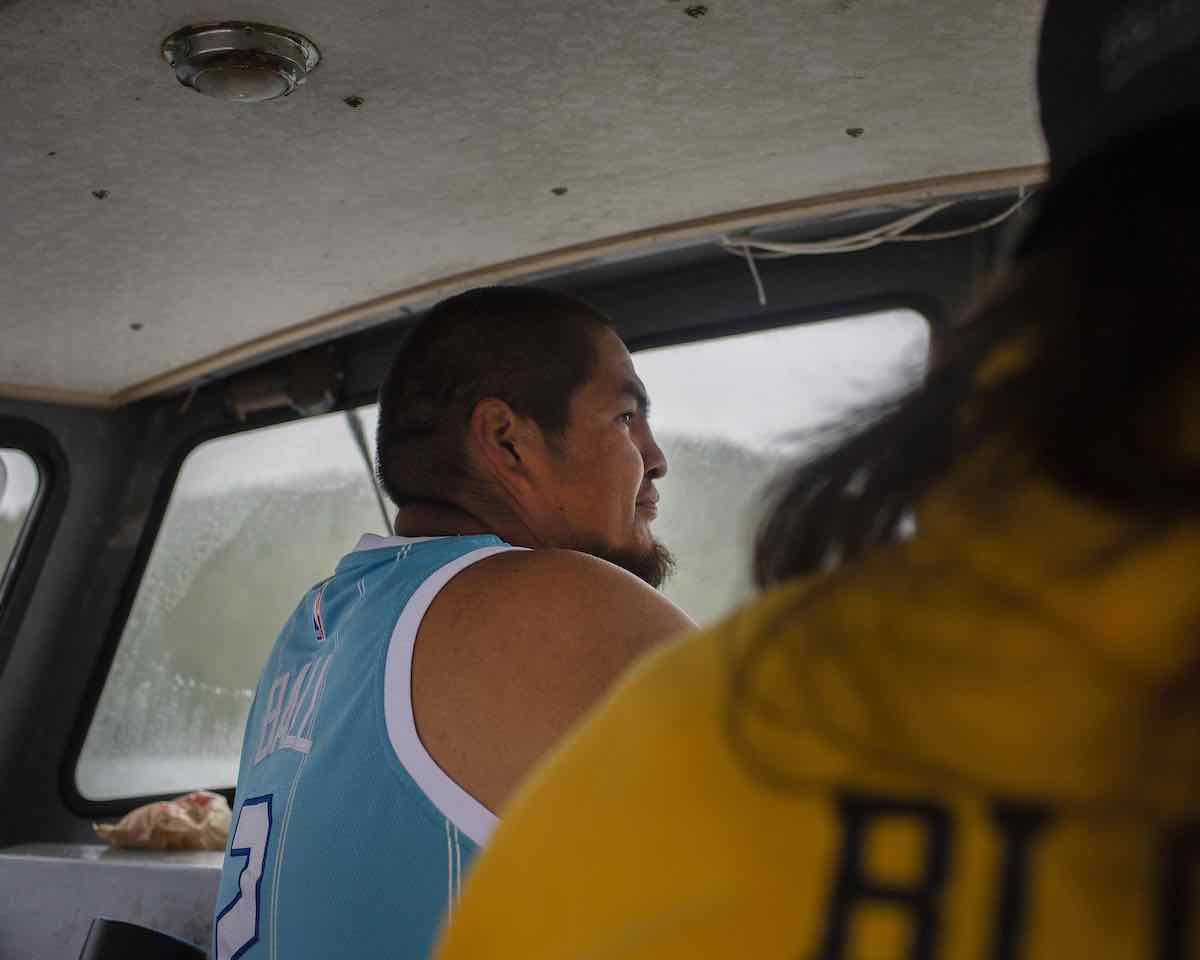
[733,125,1200,812]
[754,123,1200,588]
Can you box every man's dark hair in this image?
[375,286,612,508]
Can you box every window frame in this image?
[63,294,936,816]
[0,418,68,684]
[61,397,382,818]
[625,292,940,356]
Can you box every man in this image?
[212,287,693,960]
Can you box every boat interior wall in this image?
[1,0,1043,400]
[0,398,157,844]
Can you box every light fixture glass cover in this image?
[162,22,320,102]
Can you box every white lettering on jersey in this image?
[254,673,291,764]
[282,654,332,753]
[253,654,334,765]
[271,661,312,755]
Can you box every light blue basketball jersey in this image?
[212,534,519,960]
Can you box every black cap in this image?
[1020,0,1200,250]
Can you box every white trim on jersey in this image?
[382,543,523,846]
[354,534,444,550]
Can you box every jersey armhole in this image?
[382,544,525,846]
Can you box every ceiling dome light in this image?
[162,22,320,103]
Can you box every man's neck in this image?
[393,501,494,538]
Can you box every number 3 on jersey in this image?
[215,795,274,960]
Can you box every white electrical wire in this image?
[723,202,956,256]
[740,246,768,306]
[720,189,1029,258]
[887,190,1029,242]
[721,189,1031,309]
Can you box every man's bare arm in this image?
[411,549,695,812]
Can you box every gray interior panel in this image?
[0,844,219,958]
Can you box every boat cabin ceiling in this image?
[2,0,1043,406]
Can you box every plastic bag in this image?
[94,790,231,851]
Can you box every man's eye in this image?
[618,412,635,426]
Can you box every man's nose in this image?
[641,427,667,480]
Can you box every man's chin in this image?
[588,538,676,590]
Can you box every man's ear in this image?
[468,398,541,484]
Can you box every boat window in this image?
[0,448,41,607]
[75,307,928,801]
[640,309,930,625]
[76,408,390,801]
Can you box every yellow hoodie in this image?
[436,439,1200,960]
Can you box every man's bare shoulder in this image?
[444,547,693,638]
[413,547,694,810]
[458,546,650,589]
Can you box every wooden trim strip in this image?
[0,383,119,410]
[10,165,1049,409]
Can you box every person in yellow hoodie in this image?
[434,1,1200,958]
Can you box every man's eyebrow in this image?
[620,378,650,414]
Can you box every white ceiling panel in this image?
[0,0,1044,402]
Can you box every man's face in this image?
[534,328,673,587]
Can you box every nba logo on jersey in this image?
[311,579,330,644]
